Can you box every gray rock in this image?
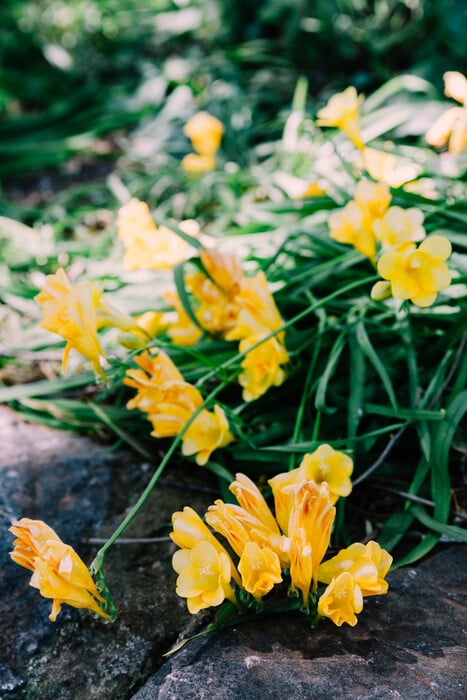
[133,545,467,700]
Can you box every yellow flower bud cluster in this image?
[327,179,452,306]
[181,112,224,173]
[166,248,290,402]
[170,446,392,627]
[9,519,110,622]
[124,349,234,465]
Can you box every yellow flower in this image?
[317,572,363,627]
[316,86,364,149]
[124,350,184,413]
[181,153,218,173]
[376,235,452,307]
[288,481,336,592]
[328,201,376,259]
[164,289,203,347]
[318,541,392,597]
[200,248,244,298]
[185,271,239,337]
[183,112,224,156]
[299,445,353,505]
[172,541,236,614]
[426,72,467,153]
[354,180,392,221]
[226,271,285,341]
[362,147,422,188]
[118,310,169,350]
[229,473,280,535]
[268,469,302,535]
[289,529,313,608]
[117,199,198,270]
[148,382,203,438]
[206,500,269,558]
[373,206,426,250]
[370,280,392,302]
[10,518,109,621]
[238,542,282,601]
[298,181,327,198]
[237,334,289,402]
[181,405,234,466]
[425,107,467,153]
[35,268,138,378]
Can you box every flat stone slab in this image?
[134,545,467,700]
[0,406,465,699]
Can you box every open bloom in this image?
[317,572,363,627]
[10,518,109,621]
[238,542,282,601]
[376,235,452,307]
[237,334,289,402]
[183,112,224,156]
[125,350,233,465]
[362,147,422,188]
[318,541,392,596]
[426,71,467,153]
[117,199,198,270]
[36,268,139,378]
[373,206,426,250]
[328,201,376,259]
[316,86,364,149]
[172,541,236,614]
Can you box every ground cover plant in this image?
[1,0,466,649]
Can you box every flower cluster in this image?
[327,179,452,306]
[35,268,142,378]
[166,247,289,402]
[426,71,467,154]
[9,519,109,621]
[170,446,392,627]
[124,349,234,465]
[117,198,199,271]
[182,112,224,173]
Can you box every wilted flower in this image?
[183,112,224,156]
[172,541,236,614]
[376,235,452,307]
[373,206,426,250]
[316,86,364,149]
[10,518,109,621]
[238,542,282,601]
[36,268,139,378]
[426,71,467,153]
[318,541,392,596]
[317,572,363,627]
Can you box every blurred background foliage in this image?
[0,0,466,184]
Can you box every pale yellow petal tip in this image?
[182,153,217,174]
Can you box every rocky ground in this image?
[1,405,465,700]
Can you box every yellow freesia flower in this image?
[362,147,422,188]
[328,201,376,259]
[299,445,353,505]
[36,268,139,378]
[317,572,363,627]
[238,542,282,601]
[426,71,467,153]
[117,199,198,270]
[316,86,364,149]
[172,541,236,614]
[373,206,426,250]
[206,500,269,558]
[124,350,184,413]
[183,112,224,156]
[181,153,218,173]
[267,469,301,535]
[237,334,289,402]
[186,272,239,337]
[181,405,234,466]
[289,529,313,608]
[288,481,336,592]
[354,180,392,221]
[226,271,285,341]
[229,473,280,535]
[318,541,392,597]
[200,248,244,298]
[10,518,109,621]
[164,289,204,347]
[376,235,452,307]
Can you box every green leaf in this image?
[356,321,398,411]
[173,262,205,331]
